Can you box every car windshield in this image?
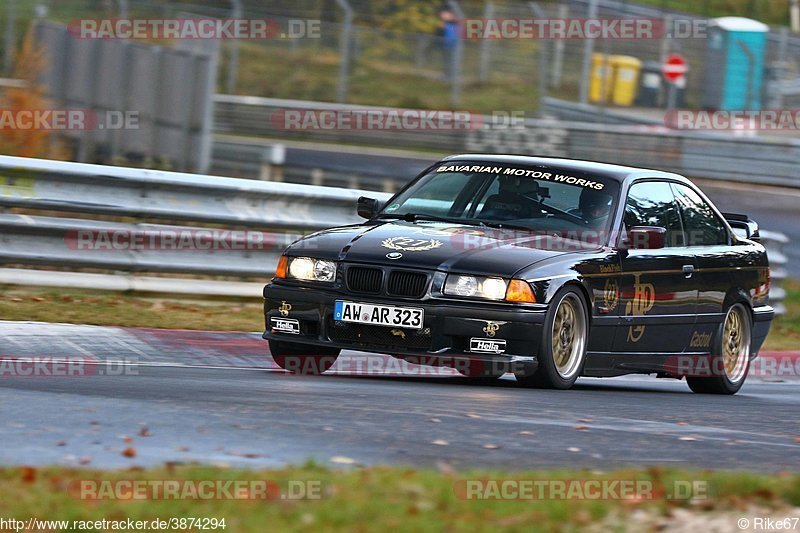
[378,162,620,241]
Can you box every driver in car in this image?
[576,188,613,228]
[480,176,544,221]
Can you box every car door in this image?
[612,180,698,354]
[670,183,734,350]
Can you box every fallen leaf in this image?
[121,447,137,458]
[574,425,589,431]
[330,456,356,465]
[677,421,689,426]
[175,446,190,452]
[19,466,36,483]
[79,457,91,465]
[431,439,449,446]
[123,436,134,444]
[138,427,152,437]
[578,419,592,423]
[794,437,800,443]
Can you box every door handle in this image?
[682,264,694,279]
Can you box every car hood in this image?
[290,221,601,277]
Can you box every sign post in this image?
[662,53,688,109]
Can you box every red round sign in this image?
[662,53,688,83]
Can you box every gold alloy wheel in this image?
[551,293,587,379]
[722,305,750,383]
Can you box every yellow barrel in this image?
[589,53,614,103]
[609,55,642,106]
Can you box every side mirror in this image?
[626,226,666,250]
[357,196,382,219]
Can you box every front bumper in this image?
[263,282,546,367]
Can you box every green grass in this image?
[764,279,800,351]
[233,42,544,113]
[633,0,791,26]
[0,286,264,332]
[0,464,798,532]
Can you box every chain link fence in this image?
[1,0,799,116]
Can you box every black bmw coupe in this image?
[263,155,773,394]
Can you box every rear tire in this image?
[686,303,751,395]
[516,287,589,390]
[268,339,340,375]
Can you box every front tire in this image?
[516,287,589,390]
[687,303,751,395]
[268,339,340,375]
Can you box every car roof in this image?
[441,154,691,184]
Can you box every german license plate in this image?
[334,301,424,330]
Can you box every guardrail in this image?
[214,95,800,189]
[0,155,371,231]
[0,154,389,297]
[211,136,432,193]
[762,230,788,316]
[0,155,789,315]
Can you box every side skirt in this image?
[582,351,710,378]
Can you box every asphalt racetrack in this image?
[0,321,798,471]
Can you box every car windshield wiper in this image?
[377,213,467,224]
[471,220,536,232]
[378,213,540,232]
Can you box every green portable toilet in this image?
[702,17,769,110]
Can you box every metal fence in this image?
[31,21,217,173]
[0,154,789,314]
[213,96,800,189]
[3,0,799,113]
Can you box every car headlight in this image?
[286,256,337,282]
[444,275,507,300]
[443,275,536,302]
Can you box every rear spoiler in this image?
[723,212,760,242]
